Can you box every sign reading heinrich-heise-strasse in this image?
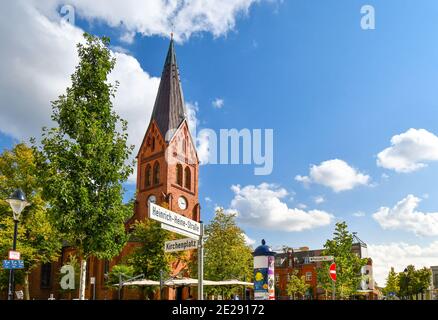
[164,238,199,253]
[149,203,201,236]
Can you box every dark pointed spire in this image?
[151,37,186,141]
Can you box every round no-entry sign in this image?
[329,263,336,281]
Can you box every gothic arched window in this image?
[176,164,183,186]
[145,164,151,188]
[153,162,160,185]
[184,166,191,190]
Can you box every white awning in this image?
[117,277,254,287]
[210,280,253,286]
[115,279,160,287]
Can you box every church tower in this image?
[134,37,200,225]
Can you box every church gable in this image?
[168,120,198,166]
[138,120,166,161]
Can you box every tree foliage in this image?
[286,270,310,300]
[383,267,399,298]
[35,33,133,259]
[317,222,367,299]
[397,265,431,300]
[127,219,176,281]
[107,264,135,287]
[0,143,62,299]
[191,208,253,298]
[34,33,134,298]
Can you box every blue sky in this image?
[3,0,438,284]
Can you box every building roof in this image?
[151,37,187,142]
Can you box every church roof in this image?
[151,37,187,141]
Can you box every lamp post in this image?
[5,189,29,301]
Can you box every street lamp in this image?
[5,189,29,301]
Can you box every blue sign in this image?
[2,260,24,269]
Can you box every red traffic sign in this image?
[8,251,20,260]
[329,263,336,281]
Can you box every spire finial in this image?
[171,32,173,40]
[261,239,266,246]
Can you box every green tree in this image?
[286,271,310,300]
[316,264,334,300]
[415,267,432,300]
[0,143,62,299]
[383,267,399,299]
[398,265,431,300]
[126,219,178,299]
[317,222,367,299]
[191,208,253,298]
[107,264,135,287]
[34,33,134,299]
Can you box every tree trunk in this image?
[78,259,87,300]
[24,272,30,300]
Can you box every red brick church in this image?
[26,38,200,300]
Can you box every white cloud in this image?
[377,128,438,173]
[31,0,266,43]
[229,183,334,232]
[295,159,370,192]
[120,31,136,44]
[368,241,438,286]
[242,233,256,247]
[297,203,307,209]
[1,1,237,182]
[212,98,224,109]
[0,1,162,184]
[373,194,438,236]
[205,197,212,203]
[313,196,325,205]
[353,211,366,217]
[185,102,200,138]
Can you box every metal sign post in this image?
[198,222,204,301]
[149,203,204,301]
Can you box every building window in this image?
[275,275,279,284]
[184,167,191,189]
[151,137,155,152]
[145,164,151,187]
[306,272,312,282]
[40,263,52,289]
[153,162,160,185]
[176,164,183,186]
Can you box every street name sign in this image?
[309,256,334,262]
[165,238,198,253]
[2,260,24,269]
[8,250,20,260]
[161,223,199,240]
[149,203,201,236]
[329,263,337,282]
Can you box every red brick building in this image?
[274,240,378,300]
[23,37,200,300]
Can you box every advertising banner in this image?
[268,256,275,300]
[254,268,269,300]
